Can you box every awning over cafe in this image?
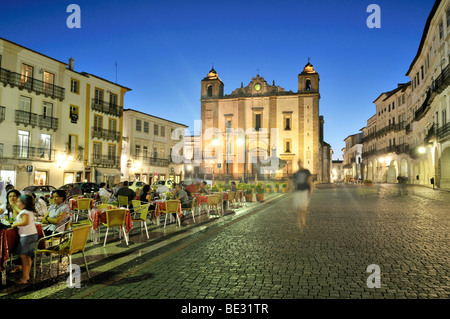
[95,168,122,176]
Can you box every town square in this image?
[0,0,448,313]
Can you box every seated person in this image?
[31,193,47,220]
[199,181,211,195]
[68,184,82,198]
[230,181,238,192]
[0,189,22,220]
[99,182,112,199]
[42,190,70,236]
[175,184,191,209]
[139,184,151,203]
[116,181,136,205]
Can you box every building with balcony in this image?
[121,109,188,185]
[361,83,411,183]
[405,0,450,189]
[0,37,131,190]
[360,0,450,189]
[342,133,363,182]
[199,62,331,182]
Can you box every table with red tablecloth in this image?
[89,208,133,233]
[194,195,210,206]
[1,224,46,284]
[154,201,182,223]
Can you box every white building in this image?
[0,37,131,191]
[342,133,363,182]
[121,109,188,184]
[361,0,450,189]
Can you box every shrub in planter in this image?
[255,182,265,201]
[265,183,272,193]
[363,179,373,186]
[274,182,280,192]
[244,186,253,202]
[281,182,288,192]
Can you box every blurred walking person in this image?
[292,160,314,231]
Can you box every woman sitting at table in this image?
[0,189,22,220]
[139,184,151,203]
[42,190,70,236]
[175,184,192,209]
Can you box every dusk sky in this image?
[0,0,435,160]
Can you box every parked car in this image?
[128,181,145,192]
[151,180,174,190]
[21,185,57,203]
[58,182,100,197]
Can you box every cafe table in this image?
[154,200,182,225]
[0,223,45,285]
[89,206,133,244]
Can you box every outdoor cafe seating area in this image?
[0,184,250,288]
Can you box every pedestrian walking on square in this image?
[292,160,314,231]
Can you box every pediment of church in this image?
[226,74,290,97]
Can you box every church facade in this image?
[199,61,331,182]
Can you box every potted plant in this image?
[265,183,272,193]
[281,182,288,192]
[363,179,373,186]
[274,182,280,193]
[255,182,265,201]
[244,185,253,202]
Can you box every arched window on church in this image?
[207,85,213,97]
[305,79,312,91]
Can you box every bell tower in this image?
[298,59,319,94]
[201,67,224,98]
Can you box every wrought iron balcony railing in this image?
[0,67,65,101]
[12,145,55,161]
[436,121,450,142]
[0,106,5,123]
[91,155,120,167]
[91,99,123,117]
[15,110,38,127]
[91,127,121,141]
[38,114,59,130]
[133,154,171,167]
[15,110,59,130]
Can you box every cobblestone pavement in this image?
[2,184,449,302]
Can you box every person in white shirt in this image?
[156,185,169,194]
[99,182,112,198]
[31,193,47,220]
[12,194,38,285]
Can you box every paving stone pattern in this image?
[82,185,450,299]
[3,184,449,299]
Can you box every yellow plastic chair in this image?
[132,200,141,209]
[227,191,236,209]
[131,203,150,239]
[160,200,181,228]
[102,208,129,247]
[118,195,129,209]
[96,204,111,210]
[182,198,197,223]
[207,195,222,217]
[33,223,92,284]
[74,198,92,222]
